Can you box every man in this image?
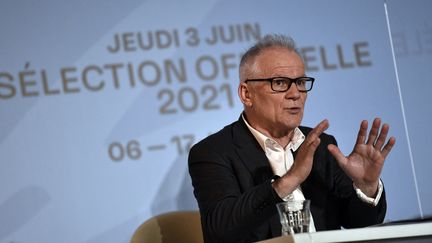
[188,34,395,243]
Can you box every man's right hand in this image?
[272,119,329,199]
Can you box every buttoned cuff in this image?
[353,179,383,206]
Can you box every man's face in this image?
[243,47,307,136]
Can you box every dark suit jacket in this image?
[188,116,386,243]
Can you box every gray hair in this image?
[239,34,301,80]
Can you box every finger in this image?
[302,120,328,154]
[366,118,381,145]
[355,120,368,145]
[307,137,321,151]
[328,144,348,168]
[308,119,329,140]
[375,123,389,149]
[381,136,396,158]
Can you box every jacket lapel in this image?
[232,116,282,237]
[232,116,273,184]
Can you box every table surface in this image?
[257,221,432,243]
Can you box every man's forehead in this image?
[257,47,300,60]
[240,46,303,79]
[254,49,304,73]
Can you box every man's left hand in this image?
[327,118,396,197]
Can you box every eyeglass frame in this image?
[244,76,315,92]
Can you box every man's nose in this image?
[284,83,301,99]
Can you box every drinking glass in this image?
[276,199,311,235]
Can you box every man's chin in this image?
[282,122,301,131]
[284,116,302,128]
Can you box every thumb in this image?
[327,144,347,167]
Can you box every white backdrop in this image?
[1,0,431,242]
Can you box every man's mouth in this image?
[285,107,302,113]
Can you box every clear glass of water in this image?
[276,199,311,235]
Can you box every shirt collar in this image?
[242,114,305,152]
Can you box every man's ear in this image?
[238,82,253,106]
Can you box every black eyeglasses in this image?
[244,77,315,92]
